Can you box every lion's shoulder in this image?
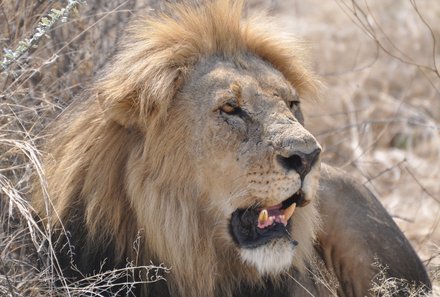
[316,163,431,295]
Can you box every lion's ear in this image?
[97,68,185,129]
[98,92,141,129]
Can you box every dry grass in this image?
[1,0,439,296]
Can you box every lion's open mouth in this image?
[229,190,307,249]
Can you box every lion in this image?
[33,0,431,296]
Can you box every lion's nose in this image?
[276,148,321,179]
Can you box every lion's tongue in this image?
[257,203,296,229]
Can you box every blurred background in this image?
[1,0,439,295]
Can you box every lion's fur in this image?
[97,0,318,129]
[33,1,322,296]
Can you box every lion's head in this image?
[171,55,322,275]
[35,1,322,296]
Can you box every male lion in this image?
[33,0,431,296]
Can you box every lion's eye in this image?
[288,100,300,110]
[220,101,242,115]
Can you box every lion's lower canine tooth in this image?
[284,203,296,221]
[258,209,268,224]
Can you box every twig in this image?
[409,0,439,77]
[363,158,407,185]
[1,0,86,71]
[404,165,440,204]
[0,256,17,297]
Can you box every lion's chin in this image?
[239,239,297,275]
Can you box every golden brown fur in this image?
[32,1,431,297]
[34,1,321,296]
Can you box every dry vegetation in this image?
[1,0,439,296]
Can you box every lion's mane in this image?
[33,1,319,296]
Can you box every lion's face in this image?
[173,55,321,275]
